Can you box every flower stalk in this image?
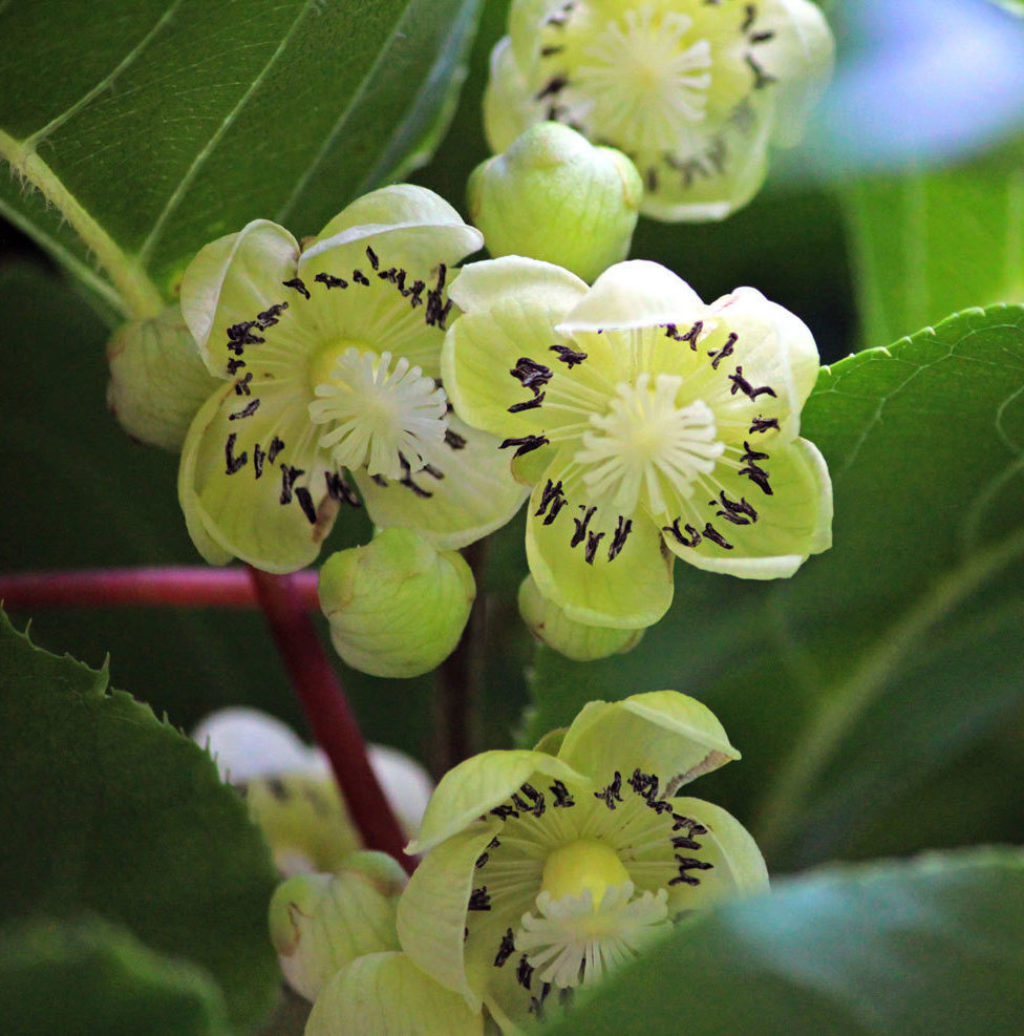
[248,567,414,874]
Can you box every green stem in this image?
[753,525,1024,857]
[0,129,164,320]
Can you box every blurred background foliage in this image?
[3,0,1024,1029]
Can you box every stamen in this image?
[308,348,447,480]
[573,7,713,153]
[517,882,670,989]
[575,373,725,514]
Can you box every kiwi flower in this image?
[396,691,767,1031]
[485,0,834,221]
[178,185,526,573]
[441,256,832,632]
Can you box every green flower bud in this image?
[468,122,642,283]
[319,527,475,678]
[269,852,406,1001]
[518,575,644,661]
[106,305,221,451]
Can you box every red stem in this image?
[0,567,319,610]
[248,567,415,875]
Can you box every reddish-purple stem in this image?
[248,567,415,874]
[0,567,319,610]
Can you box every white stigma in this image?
[575,373,725,515]
[308,348,447,480]
[575,7,712,153]
[517,881,670,989]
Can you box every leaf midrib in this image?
[754,520,1024,855]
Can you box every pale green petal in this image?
[482,35,547,154]
[555,260,705,335]
[178,380,340,573]
[758,0,836,147]
[446,254,588,316]
[306,952,483,1036]
[315,184,478,245]
[442,257,589,439]
[701,284,821,441]
[661,437,832,579]
[352,414,528,550]
[518,575,643,661]
[179,219,300,373]
[525,452,674,628]
[397,827,500,1006]
[410,750,586,855]
[637,100,774,223]
[557,691,740,790]
[664,797,769,915]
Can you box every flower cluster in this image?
[485,0,834,221]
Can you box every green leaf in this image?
[545,847,1024,1034]
[525,305,1024,868]
[0,0,481,321]
[0,611,281,1030]
[0,915,230,1035]
[843,138,1024,350]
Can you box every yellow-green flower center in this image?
[307,338,370,393]
[307,344,447,480]
[574,372,725,515]
[541,838,631,907]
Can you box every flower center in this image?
[517,880,670,989]
[574,372,725,515]
[541,839,631,907]
[575,6,712,153]
[307,344,447,480]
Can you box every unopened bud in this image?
[106,305,220,451]
[468,122,642,282]
[269,853,406,1001]
[319,527,475,678]
[518,575,644,661]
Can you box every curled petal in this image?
[410,750,586,856]
[180,220,300,373]
[557,692,740,790]
[397,827,504,1007]
[556,260,705,336]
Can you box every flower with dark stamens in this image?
[396,691,767,1031]
[441,256,832,633]
[485,0,834,221]
[178,185,527,573]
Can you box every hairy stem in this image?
[249,567,414,874]
[0,567,319,610]
[0,129,165,320]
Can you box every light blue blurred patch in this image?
[788,0,1024,177]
